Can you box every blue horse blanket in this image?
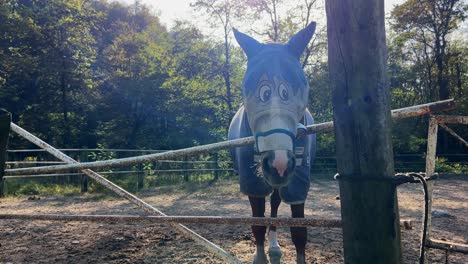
[229,106,316,204]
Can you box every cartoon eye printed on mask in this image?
[278,83,289,101]
[259,84,272,102]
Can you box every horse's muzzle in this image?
[261,150,295,187]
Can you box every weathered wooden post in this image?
[423,116,438,262]
[213,153,219,181]
[326,0,403,263]
[79,151,89,193]
[137,162,144,191]
[184,156,189,182]
[0,109,11,198]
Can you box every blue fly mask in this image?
[234,23,316,182]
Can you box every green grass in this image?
[1,171,237,198]
[5,181,81,196]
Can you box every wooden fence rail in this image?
[0,213,414,229]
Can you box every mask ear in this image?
[287,22,316,59]
[233,28,262,59]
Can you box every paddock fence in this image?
[2,148,234,195]
[2,148,466,196]
[423,115,468,261]
[1,99,467,263]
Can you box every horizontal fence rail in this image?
[0,213,414,230]
[426,238,468,254]
[5,99,456,176]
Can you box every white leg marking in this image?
[269,230,280,249]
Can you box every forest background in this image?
[0,0,467,176]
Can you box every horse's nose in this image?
[261,150,295,185]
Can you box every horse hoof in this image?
[252,253,260,264]
[253,252,269,264]
[268,247,282,264]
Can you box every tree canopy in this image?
[0,0,466,157]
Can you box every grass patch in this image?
[8,181,81,197]
[2,172,237,198]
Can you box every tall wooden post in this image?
[424,116,438,262]
[0,109,11,198]
[326,1,402,263]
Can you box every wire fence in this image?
[2,149,236,196]
[2,148,467,196]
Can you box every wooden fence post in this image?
[326,0,403,263]
[213,153,219,181]
[424,116,438,262]
[137,163,144,191]
[0,109,11,198]
[79,151,89,193]
[184,156,189,182]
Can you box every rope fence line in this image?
[0,213,414,229]
[6,124,242,264]
[4,99,456,176]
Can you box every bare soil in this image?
[0,175,466,264]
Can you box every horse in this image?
[228,22,317,264]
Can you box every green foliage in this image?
[8,180,81,196]
[88,143,116,161]
[388,0,467,155]
[17,183,40,195]
[0,0,466,198]
[0,0,243,150]
[436,158,468,174]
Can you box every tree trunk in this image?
[455,61,462,97]
[61,60,70,147]
[326,0,402,263]
[223,29,233,121]
[436,53,450,100]
[272,0,278,41]
[58,58,68,185]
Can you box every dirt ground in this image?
[0,175,466,264]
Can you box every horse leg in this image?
[249,196,267,264]
[291,203,307,264]
[268,189,282,263]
